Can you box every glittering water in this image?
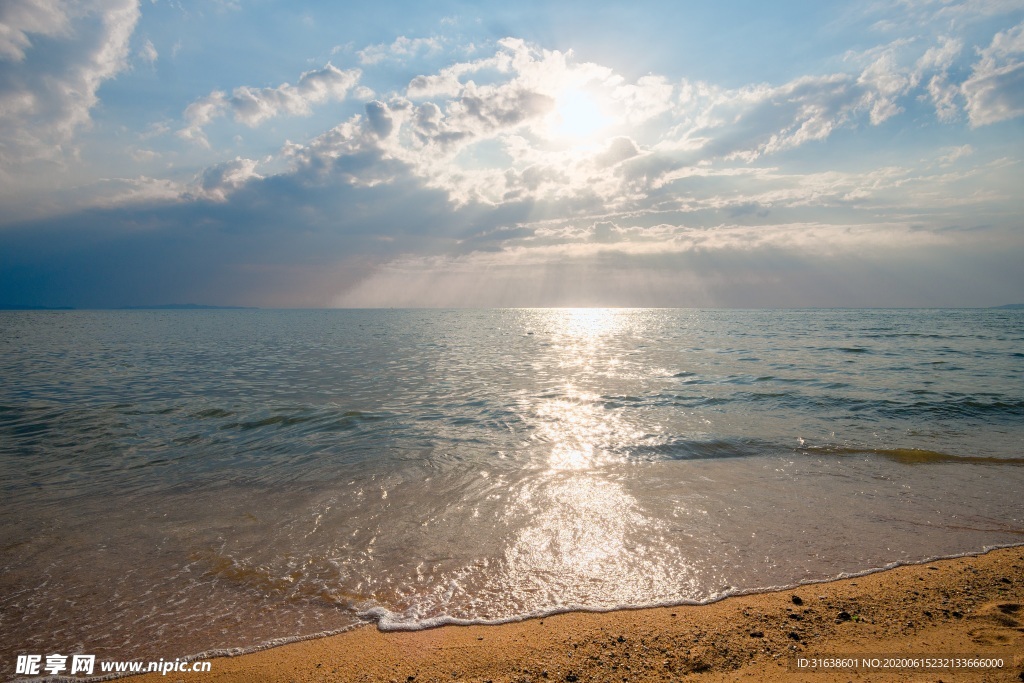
[1,308,1022,671]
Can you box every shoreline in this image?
[126,545,1024,682]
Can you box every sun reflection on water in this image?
[498,309,695,605]
[532,309,640,471]
[499,473,698,608]
[536,388,633,471]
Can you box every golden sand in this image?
[127,546,1024,682]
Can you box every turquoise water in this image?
[1,309,1021,671]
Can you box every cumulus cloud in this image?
[611,75,674,124]
[3,24,1022,308]
[855,42,922,124]
[0,0,70,61]
[927,74,963,121]
[280,40,630,205]
[189,157,263,201]
[962,21,1024,126]
[658,29,1016,161]
[364,100,395,138]
[0,0,140,169]
[179,63,361,145]
[269,31,1024,222]
[358,35,443,65]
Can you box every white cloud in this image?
[130,147,161,162]
[274,33,1024,218]
[172,28,1024,229]
[358,35,444,65]
[137,38,157,64]
[611,75,674,124]
[282,41,632,204]
[179,63,361,145]
[926,0,1024,21]
[938,144,974,165]
[0,0,140,169]
[662,73,869,161]
[0,0,70,61]
[853,41,921,124]
[962,21,1024,125]
[866,0,1024,32]
[916,39,961,124]
[188,157,263,201]
[407,72,464,100]
[917,36,963,72]
[86,175,183,207]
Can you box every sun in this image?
[550,88,612,140]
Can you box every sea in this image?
[1,308,1022,675]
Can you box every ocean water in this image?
[1,308,1022,672]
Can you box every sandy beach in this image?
[125,545,1024,683]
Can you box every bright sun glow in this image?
[550,89,611,140]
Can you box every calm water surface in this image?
[1,309,1021,673]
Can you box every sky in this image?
[1,0,1023,308]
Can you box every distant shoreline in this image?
[0,304,258,310]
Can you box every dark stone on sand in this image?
[787,631,801,641]
[835,611,851,622]
[749,630,764,638]
[791,595,803,605]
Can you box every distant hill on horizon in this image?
[0,304,76,310]
[0,304,257,311]
[118,304,258,310]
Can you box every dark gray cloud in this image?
[0,151,542,307]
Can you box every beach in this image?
[125,545,1024,682]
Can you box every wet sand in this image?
[128,546,1024,682]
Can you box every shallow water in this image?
[1,308,1022,671]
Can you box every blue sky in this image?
[1,0,1023,307]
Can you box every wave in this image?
[798,446,1024,465]
[624,438,1024,465]
[658,390,1024,421]
[352,543,1024,632]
